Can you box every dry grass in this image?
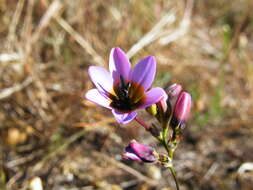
[1,0,253,189]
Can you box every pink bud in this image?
[171,92,192,128]
[122,141,156,162]
[174,92,191,121]
[166,83,182,99]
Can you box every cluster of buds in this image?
[146,84,191,133]
[124,83,192,165]
[165,84,192,130]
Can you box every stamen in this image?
[120,75,127,89]
[118,75,130,100]
[110,78,145,112]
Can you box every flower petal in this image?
[88,66,113,94]
[112,110,137,124]
[129,142,156,162]
[85,89,111,109]
[122,152,142,161]
[139,87,165,109]
[109,47,131,84]
[131,56,156,90]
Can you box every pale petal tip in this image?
[88,65,98,73]
[85,89,111,109]
[114,46,124,52]
[112,111,137,124]
[147,56,156,62]
[110,47,125,56]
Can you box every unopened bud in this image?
[165,83,182,99]
[146,104,157,115]
[122,140,157,163]
[170,92,192,129]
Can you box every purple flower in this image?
[170,92,192,128]
[85,47,165,124]
[122,141,156,162]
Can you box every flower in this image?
[170,92,192,129]
[122,140,157,162]
[85,47,165,124]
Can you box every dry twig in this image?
[0,53,20,63]
[202,162,219,182]
[31,118,114,172]
[21,0,34,55]
[0,77,33,100]
[127,12,176,58]
[31,0,63,44]
[6,171,24,189]
[56,17,105,66]
[7,0,26,49]
[127,0,194,59]
[92,151,158,186]
[159,0,194,45]
[38,0,104,66]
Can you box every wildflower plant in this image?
[85,47,192,190]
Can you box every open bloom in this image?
[122,141,156,162]
[85,47,165,124]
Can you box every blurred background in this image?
[1,0,253,189]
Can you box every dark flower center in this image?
[109,76,145,112]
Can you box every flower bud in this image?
[122,140,157,162]
[165,83,182,99]
[157,89,168,113]
[156,89,171,124]
[146,104,157,116]
[170,92,192,129]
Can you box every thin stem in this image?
[162,125,168,140]
[161,122,171,156]
[135,117,180,190]
[161,138,170,154]
[169,166,180,190]
[161,127,179,190]
[134,117,150,130]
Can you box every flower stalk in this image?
[169,166,180,190]
[134,117,150,131]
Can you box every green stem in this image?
[161,138,170,154]
[168,147,174,159]
[169,166,180,190]
[135,117,180,190]
[161,126,179,190]
[161,125,170,154]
